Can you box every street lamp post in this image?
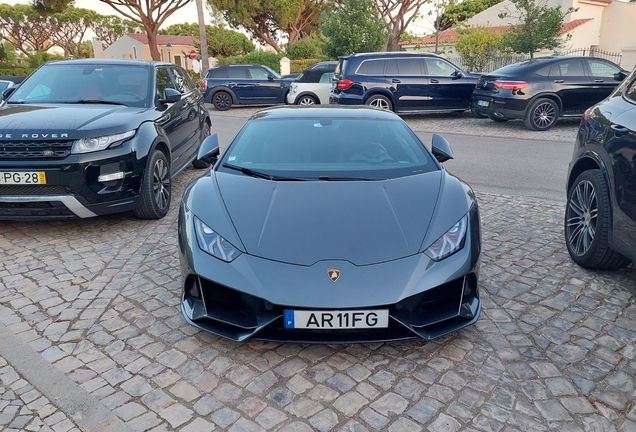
[166,43,172,63]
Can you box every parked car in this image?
[472,56,627,131]
[178,106,481,342]
[564,67,636,270]
[0,59,211,220]
[329,52,480,113]
[287,62,337,105]
[282,61,338,80]
[0,80,15,95]
[202,64,294,111]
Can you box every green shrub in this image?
[287,37,324,60]
[186,69,201,87]
[290,58,323,73]
[0,67,33,76]
[218,50,285,73]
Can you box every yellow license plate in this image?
[0,172,47,185]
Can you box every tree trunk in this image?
[388,28,401,51]
[195,0,209,77]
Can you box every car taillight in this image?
[581,108,590,125]
[202,80,207,91]
[337,79,354,90]
[493,81,528,91]
[475,79,481,86]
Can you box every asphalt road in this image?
[209,112,574,204]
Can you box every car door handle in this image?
[554,79,564,83]
[227,81,235,87]
[430,79,439,83]
[594,79,604,83]
[611,124,629,135]
[392,79,401,83]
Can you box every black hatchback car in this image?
[564,66,636,270]
[329,52,479,113]
[0,59,212,220]
[472,56,627,131]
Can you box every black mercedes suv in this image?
[565,65,636,270]
[0,59,212,220]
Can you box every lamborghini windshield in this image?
[219,117,436,180]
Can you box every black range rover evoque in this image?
[0,59,212,220]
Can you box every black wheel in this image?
[212,91,231,111]
[296,95,318,105]
[489,115,508,123]
[564,170,631,270]
[524,98,558,131]
[471,108,488,119]
[193,121,212,169]
[134,150,171,220]
[365,94,393,111]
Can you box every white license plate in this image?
[284,309,389,329]
[477,100,490,107]
[0,172,47,185]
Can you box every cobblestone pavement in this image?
[206,105,581,143]
[0,166,635,432]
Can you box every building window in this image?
[132,46,137,59]
[174,55,182,67]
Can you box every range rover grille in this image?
[0,140,74,159]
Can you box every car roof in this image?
[249,106,402,121]
[342,52,444,60]
[42,58,172,68]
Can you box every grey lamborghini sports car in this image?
[178,106,481,343]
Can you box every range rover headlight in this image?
[425,215,468,261]
[194,217,241,262]
[71,130,135,154]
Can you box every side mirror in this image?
[2,87,16,101]
[452,70,463,80]
[614,70,627,81]
[267,74,275,81]
[198,134,220,164]
[431,133,454,163]
[160,87,181,104]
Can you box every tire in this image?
[296,95,318,105]
[212,91,231,111]
[192,120,212,169]
[489,116,508,123]
[524,98,559,131]
[564,169,631,270]
[471,108,488,119]
[134,150,171,220]
[365,94,393,111]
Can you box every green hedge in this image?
[290,58,323,73]
[0,67,32,76]
[218,50,285,73]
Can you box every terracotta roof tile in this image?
[558,18,594,35]
[126,33,196,46]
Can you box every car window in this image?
[170,67,193,93]
[228,67,247,79]
[156,67,173,100]
[550,60,585,77]
[587,59,620,78]
[221,117,435,180]
[387,58,423,75]
[423,58,456,76]
[209,68,227,78]
[625,77,636,103]
[319,72,334,83]
[357,60,386,75]
[248,67,269,80]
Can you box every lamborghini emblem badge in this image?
[327,268,340,282]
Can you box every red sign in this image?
[189,49,197,60]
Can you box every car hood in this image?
[0,104,153,139]
[215,171,443,266]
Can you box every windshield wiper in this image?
[222,163,307,181]
[64,100,126,106]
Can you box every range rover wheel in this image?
[524,98,558,131]
[134,150,171,219]
[212,91,231,111]
[564,170,631,270]
[365,94,393,111]
[193,121,212,169]
[297,95,317,105]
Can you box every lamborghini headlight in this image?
[194,217,241,262]
[71,130,135,154]
[424,215,468,261]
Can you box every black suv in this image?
[472,56,627,131]
[564,66,636,270]
[203,64,294,111]
[329,52,479,113]
[0,59,212,220]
